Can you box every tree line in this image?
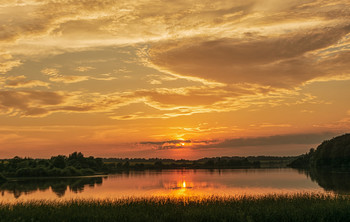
[289,133,350,169]
[103,157,261,170]
[0,152,105,177]
[0,153,266,178]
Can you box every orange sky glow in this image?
[0,0,350,159]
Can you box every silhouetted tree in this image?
[52,155,66,169]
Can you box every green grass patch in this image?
[1,194,349,222]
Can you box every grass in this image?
[1,194,350,222]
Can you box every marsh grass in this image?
[1,194,350,222]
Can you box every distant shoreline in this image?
[0,154,297,179]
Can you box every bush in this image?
[15,168,32,177]
[81,168,95,176]
[62,166,81,176]
[48,168,64,177]
[0,173,6,182]
[52,156,66,169]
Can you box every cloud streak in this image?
[139,139,217,150]
[148,25,350,88]
[193,132,339,149]
[4,76,50,88]
[0,90,65,116]
[138,132,340,151]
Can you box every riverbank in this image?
[1,194,349,222]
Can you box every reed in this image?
[1,194,349,222]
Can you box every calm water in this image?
[0,168,345,202]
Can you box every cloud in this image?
[0,133,22,144]
[133,83,276,108]
[41,68,59,76]
[149,79,162,85]
[4,75,50,88]
[40,68,89,83]
[0,60,22,74]
[49,75,90,83]
[134,87,226,106]
[40,68,116,83]
[148,25,350,88]
[0,88,148,117]
[0,0,349,121]
[312,111,350,131]
[0,1,118,43]
[0,0,348,56]
[108,83,326,120]
[139,139,217,150]
[140,140,191,145]
[0,54,22,74]
[0,90,109,117]
[75,66,95,72]
[0,90,66,116]
[0,81,324,119]
[194,132,339,149]
[137,132,339,151]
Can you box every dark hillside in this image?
[289,133,350,168]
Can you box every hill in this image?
[289,133,350,168]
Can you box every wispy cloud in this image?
[0,55,21,74]
[137,133,338,151]
[75,66,95,72]
[139,139,217,150]
[4,75,50,88]
[148,25,350,89]
[0,90,65,116]
[193,132,339,149]
[41,68,116,84]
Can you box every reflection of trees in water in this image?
[301,168,350,194]
[0,177,105,198]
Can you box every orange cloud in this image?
[0,57,21,74]
[4,76,50,88]
[148,25,350,88]
[0,90,65,116]
[193,132,338,149]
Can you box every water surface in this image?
[0,168,339,202]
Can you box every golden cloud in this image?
[1,0,349,121]
[4,75,50,88]
[75,66,95,72]
[190,132,339,150]
[48,75,90,83]
[0,90,65,116]
[148,25,350,88]
[40,68,116,83]
[0,59,22,74]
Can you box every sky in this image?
[0,0,350,159]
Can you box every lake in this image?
[1,168,347,202]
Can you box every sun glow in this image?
[182,181,186,188]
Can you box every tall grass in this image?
[1,194,350,222]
